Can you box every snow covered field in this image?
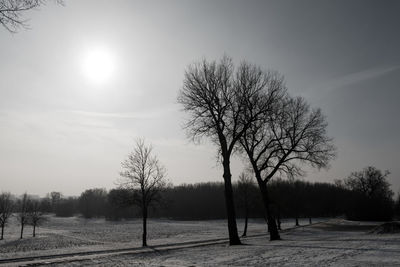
[1,216,399,266]
[0,216,268,257]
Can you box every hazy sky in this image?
[1,0,399,196]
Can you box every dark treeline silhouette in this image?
[76,179,396,222]
[4,179,397,223]
[106,188,136,220]
[19,179,394,222]
[1,169,397,240]
[268,179,350,221]
[3,179,397,224]
[157,182,227,220]
[78,188,108,219]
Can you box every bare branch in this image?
[0,0,63,32]
[240,90,336,184]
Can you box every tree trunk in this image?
[222,157,241,245]
[277,209,282,230]
[242,207,248,237]
[256,177,280,241]
[20,223,24,239]
[142,205,148,247]
[277,218,282,230]
[1,224,4,240]
[33,224,36,237]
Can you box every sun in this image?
[82,47,115,84]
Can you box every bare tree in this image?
[240,93,336,240]
[17,193,29,239]
[342,166,394,220]
[343,166,393,199]
[178,56,278,245]
[27,199,45,237]
[236,172,254,237]
[0,0,63,32]
[118,139,167,247]
[0,192,14,240]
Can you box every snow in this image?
[1,216,399,266]
[57,220,400,266]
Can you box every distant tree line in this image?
[1,168,398,240]
[2,176,398,225]
[75,180,352,221]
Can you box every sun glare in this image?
[82,47,115,84]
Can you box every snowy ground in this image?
[55,220,400,266]
[0,215,275,259]
[1,216,399,266]
[0,215,313,258]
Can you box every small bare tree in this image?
[17,193,29,239]
[0,192,14,240]
[118,139,167,247]
[0,0,63,32]
[240,94,336,240]
[27,199,45,237]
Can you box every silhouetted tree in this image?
[0,192,13,240]
[344,166,393,199]
[178,56,274,245]
[17,193,29,239]
[0,0,63,32]
[240,93,336,240]
[343,166,394,220]
[27,199,45,237]
[118,139,167,247]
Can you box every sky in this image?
[0,0,399,196]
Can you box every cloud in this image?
[308,65,400,93]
